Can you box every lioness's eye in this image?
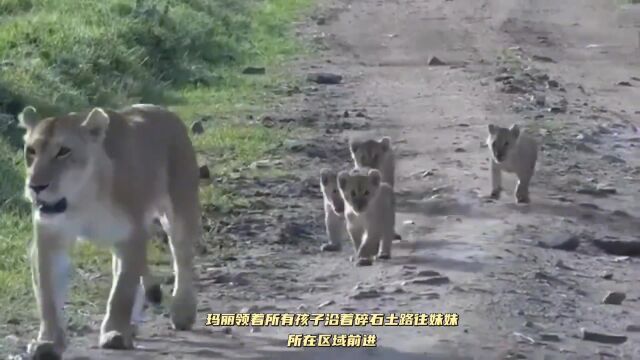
[56,146,71,158]
[25,147,35,156]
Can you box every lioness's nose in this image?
[29,183,49,194]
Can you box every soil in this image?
[9,0,640,359]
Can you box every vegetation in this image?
[0,0,312,347]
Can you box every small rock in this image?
[602,291,626,305]
[602,272,613,280]
[403,220,415,225]
[416,270,441,277]
[540,333,561,342]
[547,79,560,88]
[454,147,466,153]
[616,81,632,87]
[592,239,640,256]
[199,165,210,179]
[190,120,204,134]
[576,143,596,153]
[428,56,447,66]
[581,328,627,344]
[297,304,308,311]
[625,324,640,332]
[532,54,555,63]
[307,72,342,84]
[250,326,261,333]
[601,154,625,164]
[242,67,266,75]
[222,327,232,335]
[240,305,259,313]
[537,235,580,251]
[316,17,326,25]
[351,289,381,300]
[318,300,335,309]
[409,276,450,286]
[343,110,349,117]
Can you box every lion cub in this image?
[349,136,401,240]
[319,168,347,252]
[486,124,538,203]
[337,167,395,266]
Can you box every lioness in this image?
[18,104,200,359]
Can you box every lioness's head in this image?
[349,136,391,169]
[337,167,382,214]
[18,106,110,216]
[320,168,345,214]
[487,124,520,163]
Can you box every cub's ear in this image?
[18,106,39,130]
[368,169,381,187]
[379,136,391,151]
[337,171,349,190]
[349,138,361,153]
[509,124,520,138]
[82,107,110,142]
[320,168,332,186]
[488,124,497,135]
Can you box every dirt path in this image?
[15,0,640,359]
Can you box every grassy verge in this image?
[0,0,313,347]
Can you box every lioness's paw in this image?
[28,341,61,360]
[356,258,373,266]
[100,330,134,350]
[320,243,341,252]
[170,292,197,330]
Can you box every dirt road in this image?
[16,0,640,359]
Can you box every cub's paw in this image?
[356,258,373,266]
[515,195,530,204]
[100,330,134,350]
[377,253,391,260]
[320,243,341,252]
[28,341,61,360]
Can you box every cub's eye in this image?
[504,141,509,147]
[364,190,369,196]
[333,189,338,194]
[56,146,71,158]
[350,190,357,197]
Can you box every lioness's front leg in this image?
[100,240,146,350]
[28,231,72,360]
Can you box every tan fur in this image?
[486,123,538,203]
[19,104,200,358]
[337,167,395,266]
[319,168,346,252]
[348,136,401,241]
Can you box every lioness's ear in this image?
[368,169,381,187]
[337,171,349,190]
[18,106,39,130]
[509,124,520,138]
[379,136,391,151]
[82,108,110,141]
[488,124,497,135]
[349,138,361,153]
[320,168,331,186]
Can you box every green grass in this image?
[0,0,313,347]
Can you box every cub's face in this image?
[349,137,391,169]
[320,169,345,214]
[337,168,382,214]
[19,106,110,217]
[487,124,520,163]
